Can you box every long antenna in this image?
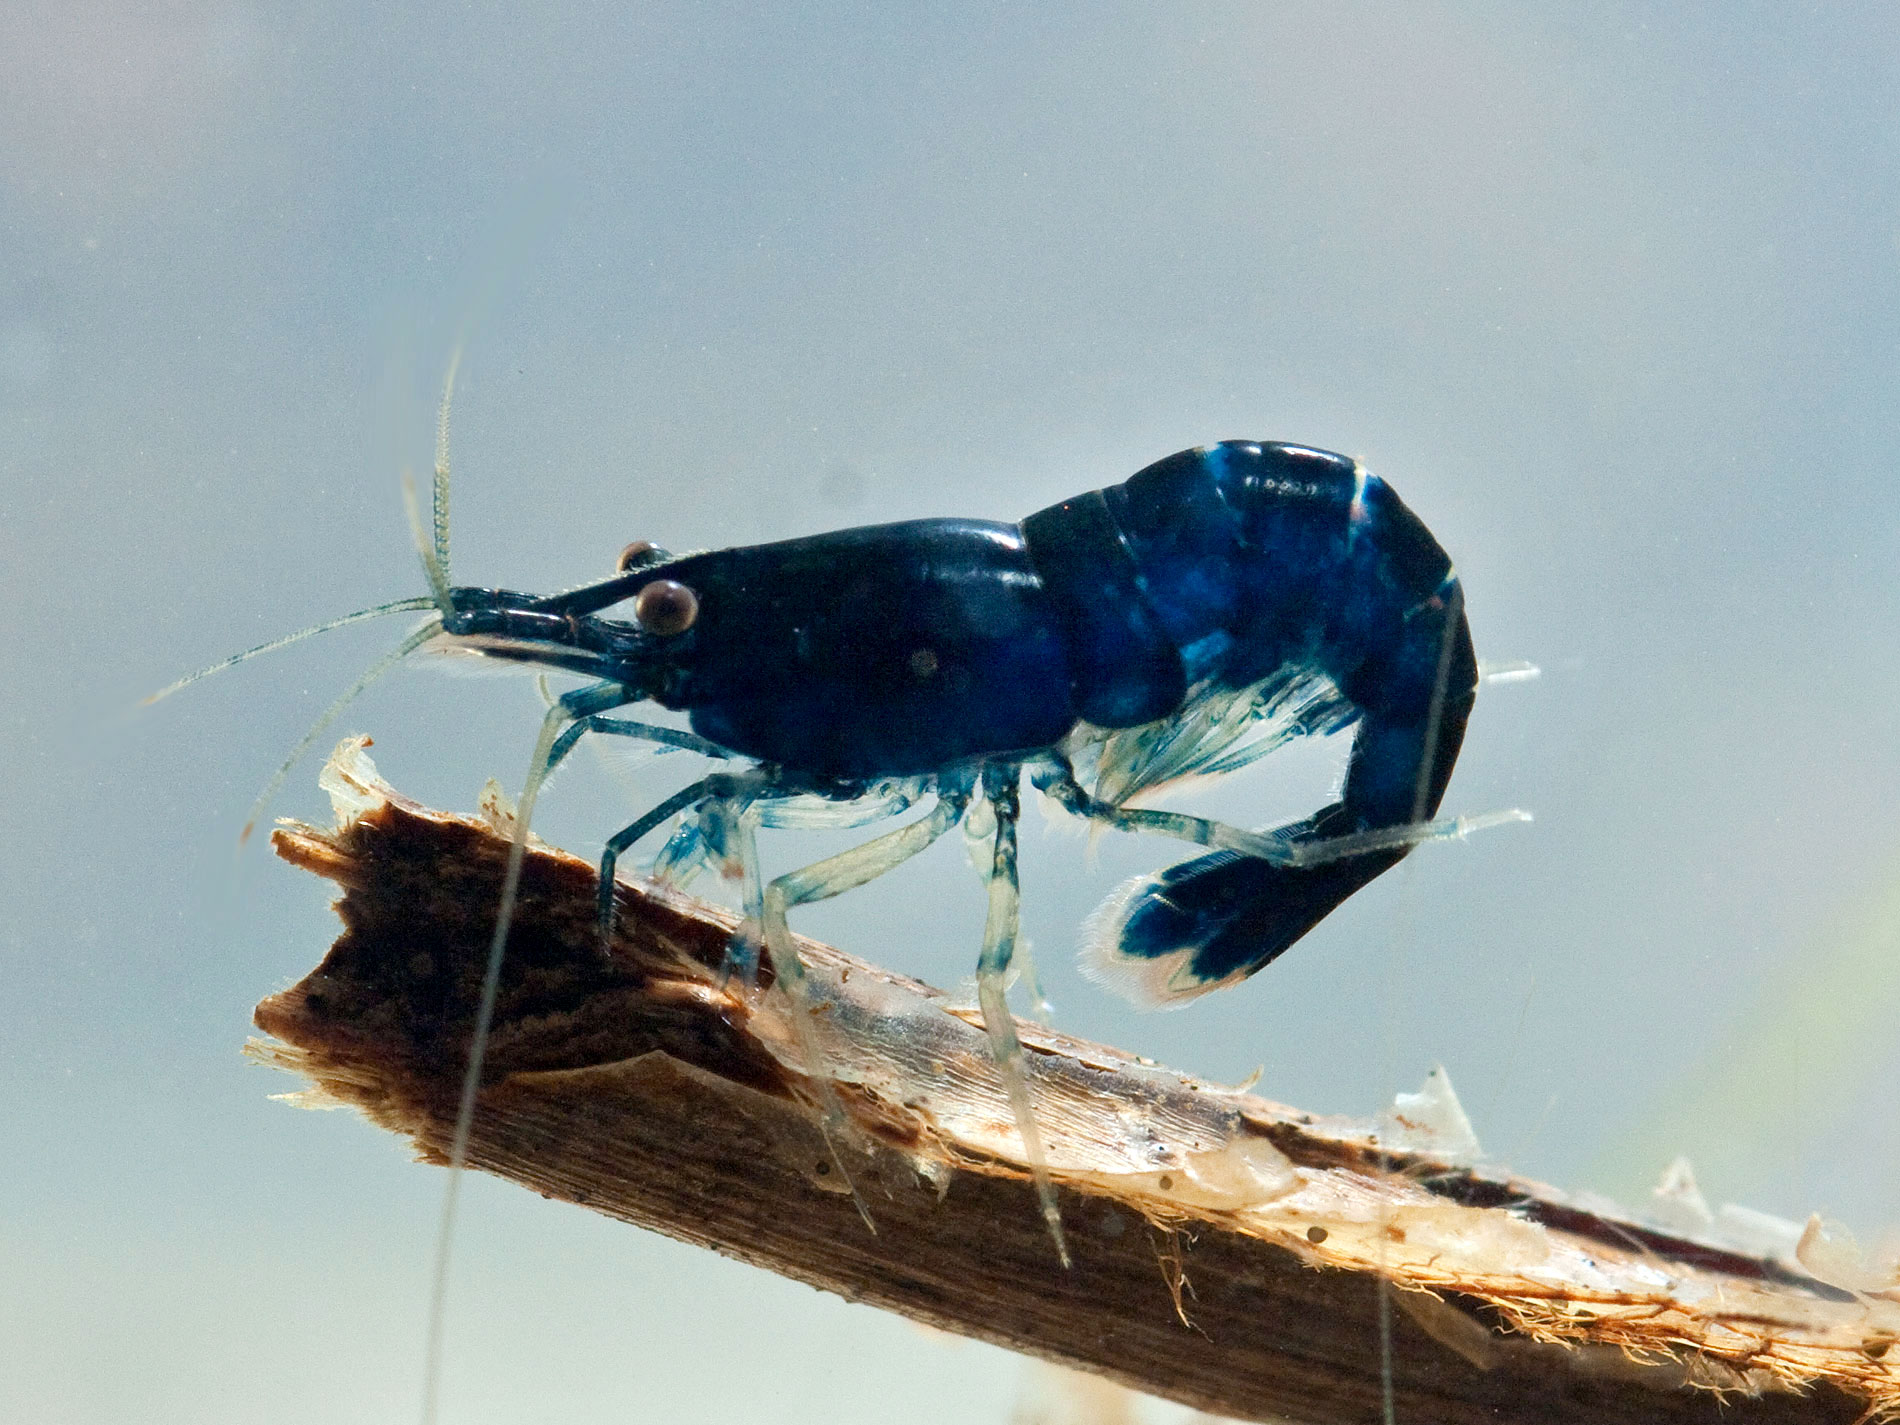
[420,700,570,1425]
[142,598,440,706]
[415,345,483,1425]
[239,619,441,842]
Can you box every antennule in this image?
[403,470,453,615]
[433,348,461,588]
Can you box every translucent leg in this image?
[964,792,1051,1023]
[768,792,968,914]
[595,775,734,939]
[1032,760,1525,869]
[536,713,737,935]
[546,713,732,768]
[725,797,769,986]
[1280,808,1530,866]
[646,815,715,891]
[719,795,883,1230]
[975,766,1071,1267]
[754,790,971,1041]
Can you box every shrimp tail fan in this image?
[1081,817,1403,1008]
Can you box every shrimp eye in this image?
[617,540,657,574]
[633,579,698,636]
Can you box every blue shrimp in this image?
[160,421,1514,1277]
[432,440,1506,1250]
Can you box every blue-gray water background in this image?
[4,4,1897,1421]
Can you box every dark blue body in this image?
[608,442,1478,989]
[647,521,1078,776]
[502,441,1476,991]
[643,445,1471,795]
[1041,443,1474,988]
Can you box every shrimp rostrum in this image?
[170,435,1516,1264]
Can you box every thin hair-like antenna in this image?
[239,619,440,842]
[142,597,440,707]
[420,699,569,1425]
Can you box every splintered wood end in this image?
[252,738,1898,1425]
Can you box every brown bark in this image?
[252,740,1899,1425]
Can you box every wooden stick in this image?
[252,740,1898,1425]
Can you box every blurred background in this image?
[3,3,1896,1421]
